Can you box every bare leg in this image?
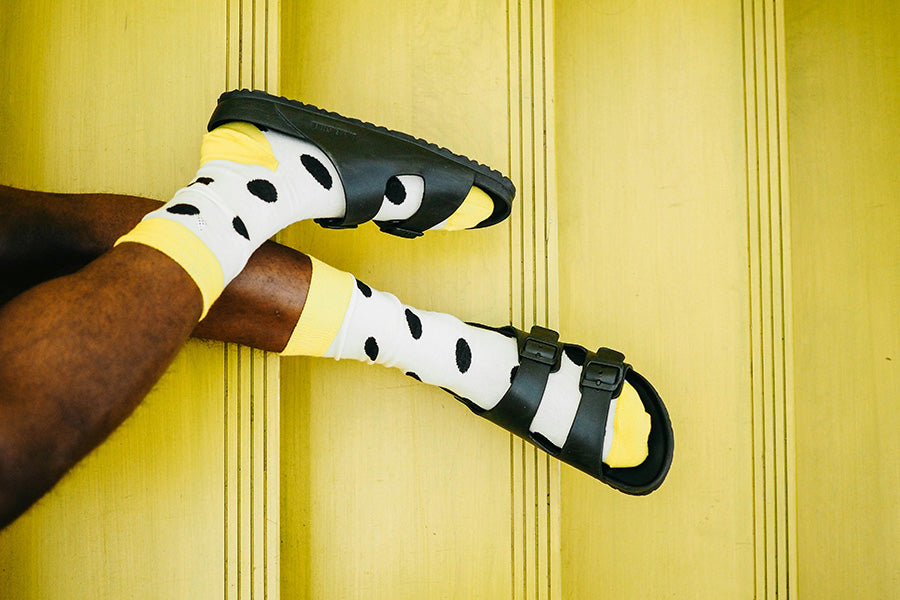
[0,243,201,526]
[0,184,311,351]
[0,185,313,527]
[0,182,669,512]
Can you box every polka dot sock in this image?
[281,257,652,468]
[117,122,491,316]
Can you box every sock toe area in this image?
[439,186,496,231]
[604,384,651,468]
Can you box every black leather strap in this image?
[375,169,475,238]
[478,325,561,438]
[558,347,630,477]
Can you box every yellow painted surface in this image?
[555,1,758,598]
[5,1,893,598]
[785,2,900,598]
[0,1,279,598]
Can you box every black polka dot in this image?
[356,279,372,297]
[455,338,472,373]
[300,154,333,190]
[189,177,214,186]
[166,203,200,216]
[405,309,422,340]
[405,372,421,381]
[247,179,278,203]
[384,176,406,205]
[364,337,379,361]
[232,216,250,240]
[563,345,587,366]
[510,365,519,384]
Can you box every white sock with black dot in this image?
[149,122,468,274]
[318,277,627,465]
[122,123,454,316]
[126,123,347,293]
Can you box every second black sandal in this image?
[452,324,674,495]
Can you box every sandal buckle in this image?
[521,332,561,367]
[581,360,625,393]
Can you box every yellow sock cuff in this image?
[441,187,495,231]
[280,256,354,356]
[200,122,279,170]
[604,384,652,468]
[115,217,225,319]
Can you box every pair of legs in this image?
[0,185,314,527]
[0,91,671,529]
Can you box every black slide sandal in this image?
[207,89,516,238]
[453,324,674,495]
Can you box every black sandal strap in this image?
[558,347,630,478]
[476,325,561,438]
[373,164,474,237]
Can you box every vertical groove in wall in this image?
[742,0,796,598]
[224,1,280,597]
[508,0,560,598]
[224,4,237,597]
[224,345,232,597]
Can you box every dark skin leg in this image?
[0,185,313,528]
[0,244,202,527]
[0,184,312,349]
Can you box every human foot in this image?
[280,257,674,494]
[207,89,516,238]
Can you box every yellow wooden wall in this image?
[0,2,279,598]
[785,1,900,598]
[2,0,896,598]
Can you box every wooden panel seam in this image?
[741,0,797,598]
[225,0,280,597]
[508,0,561,598]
